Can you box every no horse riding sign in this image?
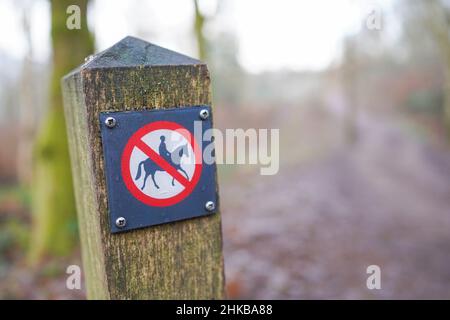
[99,106,218,233]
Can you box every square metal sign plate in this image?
[99,106,218,233]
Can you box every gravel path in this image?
[221,116,450,299]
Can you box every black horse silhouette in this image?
[135,143,190,190]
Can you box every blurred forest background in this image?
[1,0,450,299]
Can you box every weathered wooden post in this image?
[61,36,224,299]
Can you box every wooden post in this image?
[61,36,225,299]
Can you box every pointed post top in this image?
[78,36,203,71]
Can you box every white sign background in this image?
[129,129,195,199]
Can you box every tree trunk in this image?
[30,0,94,262]
[424,0,450,141]
[194,0,206,60]
[342,37,359,145]
[17,8,35,185]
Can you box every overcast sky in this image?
[0,0,395,72]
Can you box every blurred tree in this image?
[18,2,36,185]
[193,0,206,60]
[342,36,360,145]
[192,1,247,106]
[209,32,246,105]
[426,0,450,140]
[412,0,450,140]
[30,0,94,263]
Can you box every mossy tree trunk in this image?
[30,0,94,262]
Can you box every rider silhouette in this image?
[159,135,171,163]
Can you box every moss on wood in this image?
[62,37,224,299]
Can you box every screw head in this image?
[105,116,116,128]
[199,109,209,120]
[205,201,216,212]
[115,217,126,228]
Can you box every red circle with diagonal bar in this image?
[121,121,202,207]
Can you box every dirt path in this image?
[221,115,450,299]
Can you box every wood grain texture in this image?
[62,37,224,299]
